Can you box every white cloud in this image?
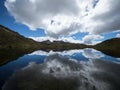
[84,0,120,34]
[28,49,83,56]
[29,36,56,42]
[30,34,104,44]
[5,0,120,41]
[4,0,98,38]
[28,48,104,59]
[3,53,120,90]
[5,0,83,38]
[117,58,120,61]
[60,37,82,43]
[116,34,120,38]
[82,34,104,44]
[82,48,104,59]
[30,36,82,43]
[29,48,104,60]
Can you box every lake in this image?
[0,48,120,90]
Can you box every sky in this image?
[0,0,120,44]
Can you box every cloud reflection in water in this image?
[2,50,120,90]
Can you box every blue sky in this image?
[0,0,120,44]
[0,0,46,37]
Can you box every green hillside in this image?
[38,40,88,51]
[0,24,120,57]
[0,25,88,51]
[94,38,120,57]
[0,25,39,51]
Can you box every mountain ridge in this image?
[94,38,120,57]
[0,25,120,57]
[0,25,89,51]
[0,25,40,51]
[0,25,120,65]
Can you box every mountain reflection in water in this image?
[0,48,120,90]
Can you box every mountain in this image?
[1,24,120,66]
[38,40,88,51]
[0,25,42,65]
[0,25,120,57]
[94,38,120,57]
[0,25,89,51]
[0,25,88,65]
[0,25,39,51]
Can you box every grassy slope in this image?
[0,25,39,51]
[0,24,120,59]
[0,25,88,51]
[0,25,89,65]
[0,25,41,65]
[38,41,88,51]
[94,38,120,57]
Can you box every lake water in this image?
[0,48,120,90]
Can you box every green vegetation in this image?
[38,41,88,51]
[0,25,120,66]
[0,25,89,51]
[0,25,88,65]
[93,38,120,57]
[0,25,41,65]
[0,25,39,51]
[0,24,120,54]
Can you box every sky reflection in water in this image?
[0,48,120,90]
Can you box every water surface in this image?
[0,48,120,90]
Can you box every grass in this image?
[0,25,120,66]
[93,38,120,57]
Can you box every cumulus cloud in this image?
[82,48,104,59]
[30,36,82,43]
[82,34,104,44]
[84,0,120,34]
[5,0,83,38]
[5,0,120,40]
[30,34,104,44]
[29,48,104,60]
[116,34,120,38]
[4,0,97,37]
[29,36,56,42]
[28,49,83,57]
